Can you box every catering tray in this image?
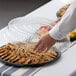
[0,17,61,67]
[0,47,61,67]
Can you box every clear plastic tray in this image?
[5,17,53,42]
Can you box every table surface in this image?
[0,0,76,76]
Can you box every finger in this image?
[44,46,51,52]
[42,47,49,53]
[38,44,48,53]
[36,43,44,52]
[37,41,48,52]
[44,48,49,52]
[40,44,47,52]
[34,40,41,50]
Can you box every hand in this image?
[34,33,56,52]
[37,18,61,36]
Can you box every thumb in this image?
[34,40,41,51]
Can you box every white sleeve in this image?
[49,0,76,40]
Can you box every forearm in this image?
[49,0,76,40]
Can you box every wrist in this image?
[47,33,57,42]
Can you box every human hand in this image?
[34,33,56,52]
[37,18,61,36]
